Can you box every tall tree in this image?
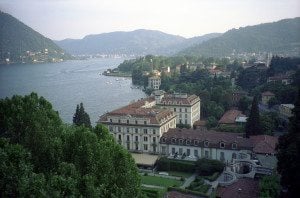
[276,89,300,197]
[245,95,261,137]
[73,103,91,128]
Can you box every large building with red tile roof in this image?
[98,97,177,153]
[159,128,278,163]
[160,128,253,163]
[155,92,201,127]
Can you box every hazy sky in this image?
[1,0,299,40]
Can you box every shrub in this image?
[157,157,196,173]
[203,172,220,182]
[167,187,209,198]
[196,159,225,176]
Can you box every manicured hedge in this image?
[196,158,225,176]
[167,187,209,197]
[157,157,196,173]
[141,188,159,198]
[203,172,220,182]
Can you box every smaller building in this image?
[267,74,293,85]
[279,104,294,118]
[231,90,247,105]
[148,76,161,90]
[261,91,275,105]
[218,110,247,126]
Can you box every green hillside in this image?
[179,18,300,57]
[0,11,70,64]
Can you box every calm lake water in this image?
[0,58,146,125]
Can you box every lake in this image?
[0,58,146,125]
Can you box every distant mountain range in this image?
[55,30,221,56]
[179,17,300,57]
[0,11,69,63]
[1,10,300,62]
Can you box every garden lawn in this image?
[141,175,182,188]
[167,171,193,178]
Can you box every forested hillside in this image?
[180,18,300,57]
[0,11,69,63]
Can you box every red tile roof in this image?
[166,191,201,198]
[217,178,259,198]
[250,135,278,154]
[158,94,200,106]
[261,91,275,96]
[98,97,175,125]
[218,110,243,124]
[161,128,253,150]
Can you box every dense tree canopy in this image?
[277,89,300,197]
[245,96,261,137]
[0,93,141,197]
[73,102,92,128]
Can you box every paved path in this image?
[139,172,181,180]
[180,173,197,189]
[142,184,164,189]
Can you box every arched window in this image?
[204,141,209,147]
[186,139,191,145]
[172,138,176,144]
[179,139,183,145]
[220,142,225,149]
[232,143,237,149]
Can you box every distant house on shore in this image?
[267,74,293,85]
[261,91,275,105]
[279,104,294,118]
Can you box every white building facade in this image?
[98,98,176,154]
[148,76,161,90]
[155,93,200,127]
[160,128,253,163]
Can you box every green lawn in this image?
[141,175,182,188]
[167,171,193,178]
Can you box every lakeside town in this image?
[96,54,299,197]
[1,2,300,197]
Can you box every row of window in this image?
[161,138,237,149]
[167,147,228,162]
[109,126,157,134]
[109,118,149,125]
[179,114,188,118]
[174,108,188,113]
[118,134,157,143]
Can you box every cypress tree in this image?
[73,103,91,128]
[276,89,300,197]
[245,95,261,137]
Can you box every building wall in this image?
[262,95,274,105]
[148,77,161,90]
[279,105,293,117]
[160,143,248,163]
[103,116,176,153]
[158,101,200,126]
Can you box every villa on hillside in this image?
[261,91,275,105]
[155,91,201,127]
[98,97,177,154]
